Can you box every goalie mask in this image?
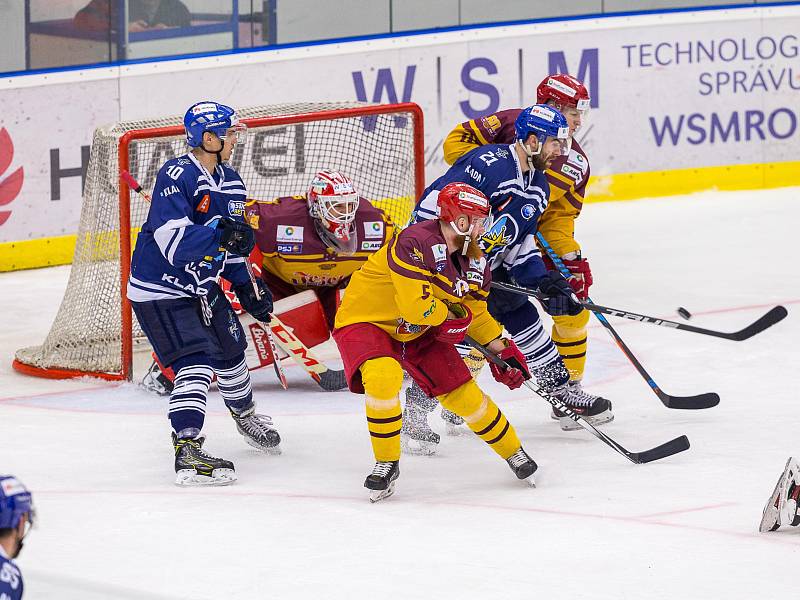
[436,182,491,256]
[307,170,360,254]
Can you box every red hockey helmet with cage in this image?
[536,74,591,113]
[307,170,360,254]
[436,182,491,248]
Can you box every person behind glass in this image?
[74,0,191,32]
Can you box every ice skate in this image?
[230,404,282,454]
[506,448,537,487]
[760,457,800,532]
[551,381,614,431]
[440,407,467,436]
[141,359,174,396]
[401,387,440,455]
[365,461,400,503]
[172,431,237,486]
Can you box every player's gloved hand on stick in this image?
[561,255,593,300]
[216,217,255,256]
[434,303,472,344]
[233,279,273,322]
[535,271,583,317]
[488,338,530,390]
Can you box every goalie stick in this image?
[122,169,289,390]
[465,337,690,464]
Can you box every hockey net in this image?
[13,102,424,381]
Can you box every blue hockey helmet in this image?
[183,101,245,148]
[0,475,34,531]
[514,104,570,156]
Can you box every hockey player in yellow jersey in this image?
[442,73,608,419]
[333,182,538,502]
[247,170,394,330]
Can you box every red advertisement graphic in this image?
[0,128,24,227]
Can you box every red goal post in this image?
[13,101,425,382]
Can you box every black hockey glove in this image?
[216,217,255,257]
[536,271,583,317]
[233,279,273,323]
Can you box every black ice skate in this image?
[760,457,800,532]
[440,407,467,436]
[506,448,537,487]
[141,360,174,396]
[172,432,236,486]
[401,399,440,456]
[365,461,400,503]
[551,381,614,431]
[230,404,282,454]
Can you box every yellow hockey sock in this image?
[361,357,404,462]
[552,309,590,381]
[438,380,521,460]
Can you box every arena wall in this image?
[1,4,798,270]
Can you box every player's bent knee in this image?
[437,380,489,423]
[553,310,590,335]
[360,357,404,400]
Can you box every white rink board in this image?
[1,188,799,599]
[2,5,800,244]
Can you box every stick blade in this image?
[728,305,788,341]
[659,391,720,410]
[632,435,690,464]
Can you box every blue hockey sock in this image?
[169,359,214,435]
[214,355,253,414]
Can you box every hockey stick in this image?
[261,315,347,391]
[123,169,288,389]
[465,337,690,464]
[531,234,721,409]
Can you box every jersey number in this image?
[166,165,185,180]
[478,151,498,167]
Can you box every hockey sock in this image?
[499,302,561,371]
[169,361,214,434]
[551,309,590,381]
[438,380,522,460]
[361,357,404,462]
[214,355,253,414]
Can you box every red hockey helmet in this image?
[536,74,591,113]
[437,182,491,254]
[308,170,360,253]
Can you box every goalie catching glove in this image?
[216,217,255,256]
[434,303,472,344]
[233,279,273,323]
[535,271,583,316]
[489,338,530,390]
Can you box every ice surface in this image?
[1,189,798,599]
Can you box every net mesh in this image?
[15,101,421,378]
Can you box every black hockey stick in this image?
[492,278,786,342]
[465,337,690,464]
[533,233,720,409]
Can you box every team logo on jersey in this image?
[480,114,501,135]
[561,164,582,181]
[453,279,470,297]
[364,221,384,238]
[277,243,302,254]
[361,240,382,251]
[521,204,536,220]
[480,214,518,255]
[396,318,427,335]
[197,194,210,213]
[495,147,509,158]
[432,244,447,263]
[228,310,241,342]
[569,150,587,166]
[228,199,245,217]
[409,247,425,262]
[277,225,304,243]
[469,257,486,271]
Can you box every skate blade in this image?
[401,435,437,456]
[175,468,237,487]
[244,438,282,455]
[559,411,614,432]
[444,423,468,437]
[368,481,397,503]
[524,474,536,488]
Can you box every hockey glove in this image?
[488,339,530,390]
[561,256,593,300]
[233,279,273,323]
[216,217,256,257]
[536,271,583,317]
[434,303,472,344]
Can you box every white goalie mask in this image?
[307,170,361,254]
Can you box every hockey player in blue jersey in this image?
[403,104,613,454]
[128,101,280,486]
[0,475,34,600]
